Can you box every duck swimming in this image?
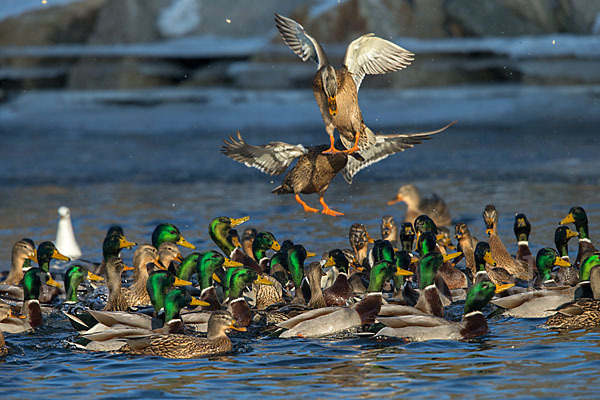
[560,206,597,268]
[3,238,36,285]
[388,184,452,227]
[275,13,413,154]
[554,225,580,286]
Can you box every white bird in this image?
[55,206,82,260]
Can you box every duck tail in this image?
[272,184,292,195]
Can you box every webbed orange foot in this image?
[295,194,318,213]
[319,196,344,217]
[343,131,361,154]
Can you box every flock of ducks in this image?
[0,198,598,359]
[222,14,456,216]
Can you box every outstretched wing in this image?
[344,34,414,91]
[274,13,328,69]
[221,131,308,176]
[341,121,456,184]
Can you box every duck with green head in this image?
[545,253,600,329]
[227,267,273,327]
[94,228,137,275]
[286,244,313,305]
[414,251,460,317]
[375,280,512,341]
[278,260,412,338]
[554,225,579,286]
[514,213,535,269]
[146,269,193,315]
[0,268,62,333]
[209,216,250,257]
[560,206,597,268]
[64,265,104,303]
[4,238,36,285]
[416,232,462,300]
[321,249,364,307]
[152,223,195,250]
[534,247,572,286]
[191,250,242,311]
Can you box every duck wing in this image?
[341,121,456,184]
[274,13,328,69]
[221,131,308,176]
[343,33,414,91]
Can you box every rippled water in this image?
[1,89,600,398]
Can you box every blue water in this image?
[1,87,600,398]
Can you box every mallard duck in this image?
[55,206,82,260]
[483,205,534,281]
[513,213,535,269]
[251,232,287,310]
[545,254,600,329]
[554,225,580,286]
[375,280,511,341]
[121,244,160,307]
[0,267,61,333]
[321,249,363,307]
[275,13,413,155]
[560,206,597,267]
[473,242,514,286]
[144,269,192,315]
[381,215,398,245]
[3,238,36,285]
[416,231,464,293]
[64,265,104,303]
[226,267,273,327]
[0,305,22,355]
[118,310,245,359]
[455,222,479,278]
[414,251,461,317]
[285,244,313,305]
[151,223,195,250]
[306,262,327,309]
[223,128,449,216]
[388,184,452,227]
[278,260,411,338]
[490,248,575,318]
[349,223,374,269]
[369,240,416,300]
[93,228,137,276]
[534,247,573,286]
[157,242,184,272]
[191,250,241,311]
[208,216,250,259]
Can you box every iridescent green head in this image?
[229,267,258,299]
[64,265,102,302]
[393,250,412,287]
[102,233,136,260]
[147,270,174,312]
[554,225,578,258]
[176,252,201,281]
[372,240,395,264]
[474,242,496,272]
[399,222,415,252]
[252,232,281,260]
[513,213,531,242]
[222,267,240,300]
[106,225,124,238]
[287,244,309,289]
[464,281,496,314]
[270,240,294,270]
[164,287,193,323]
[579,253,600,281]
[367,261,395,292]
[560,206,589,239]
[418,252,443,289]
[23,267,60,301]
[536,247,571,282]
[152,223,195,250]
[195,250,229,290]
[37,241,70,272]
[324,249,350,273]
[414,215,437,235]
[209,216,249,254]
[417,231,437,257]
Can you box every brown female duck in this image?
[3,238,36,285]
[388,184,452,227]
[483,205,534,281]
[455,222,478,278]
[122,244,160,307]
[275,13,413,155]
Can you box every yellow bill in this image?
[565,228,579,239]
[190,297,210,306]
[123,264,134,271]
[271,240,281,251]
[305,251,316,258]
[212,272,221,283]
[230,216,250,227]
[173,276,192,286]
[87,271,104,281]
[560,213,575,225]
[484,251,497,266]
[119,236,137,249]
[324,256,336,267]
[176,236,195,249]
[46,275,62,288]
[495,283,515,293]
[395,267,414,276]
[223,258,243,267]
[229,321,247,332]
[443,252,462,263]
[254,275,273,285]
[554,257,571,267]
[52,248,70,262]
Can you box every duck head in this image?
[560,206,590,239]
[554,225,578,258]
[209,216,250,254]
[228,267,272,299]
[320,65,338,117]
[536,247,571,282]
[464,280,513,314]
[164,287,208,323]
[207,310,246,340]
[474,242,496,272]
[64,265,103,302]
[399,222,415,252]
[287,244,311,290]
[36,241,70,272]
[381,215,398,243]
[152,223,195,250]
[482,205,498,235]
[367,260,412,293]
[195,250,242,290]
[146,270,193,313]
[513,213,531,242]
[102,233,137,260]
[252,232,281,261]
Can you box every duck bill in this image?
[174,253,184,263]
[46,275,62,288]
[410,257,419,264]
[365,232,375,244]
[271,240,281,251]
[483,251,497,266]
[190,297,210,306]
[516,218,527,228]
[485,228,493,235]
[87,271,104,281]
[436,233,445,241]
[52,248,70,262]
[554,257,571,267]
[387,194,403,206]
[122,264,134,271]
[119,236,137,249]
[176,236,195,249]
[455,232,463,240]
[212,272,222,283]
[495,283,515,293]
[27,250,37,262]
[565,229,579,239]
[174,276,192,286]
[223,258,243,267]
[231,236,242,248]
[305,251,316,258]
[442,252,462,263]
[396,267,414,276]
[324,256,336,267]
[230,216,249,228]
[153,258,167,270]
[560,213,575,225]
[254,275,273,285]
[328,96,337,117]
[350,262,365,272]
[8,309,27,319]
[229,321,247,332]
